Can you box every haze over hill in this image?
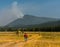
[5,15,58,28]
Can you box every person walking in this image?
[24,33,28,41]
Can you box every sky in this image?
[0,0,60,26]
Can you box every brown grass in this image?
[0,31,60,47]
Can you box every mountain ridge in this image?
[5,15,58,28]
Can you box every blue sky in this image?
[0,0,60,18]
[0,0,60,26]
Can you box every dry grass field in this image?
[0,31,60,47]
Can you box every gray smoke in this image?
[0,1,24,26]
[11,1,24,18]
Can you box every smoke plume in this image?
[0,1,24,26]
[11,1,24,18]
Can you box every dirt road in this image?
[0,39,60,47]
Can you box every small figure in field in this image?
[24,33,28,41]
[16,31,19,36]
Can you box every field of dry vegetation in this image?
[0,31,60,47]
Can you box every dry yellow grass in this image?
[0,31,60,47]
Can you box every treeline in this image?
[0,26,60,32]
[0,20,60,32]
[0,27,18,31]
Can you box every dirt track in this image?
[0,39,60,47]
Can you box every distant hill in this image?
[28,20,60,27]
[5,15,58,28]
[27,20,60,31]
